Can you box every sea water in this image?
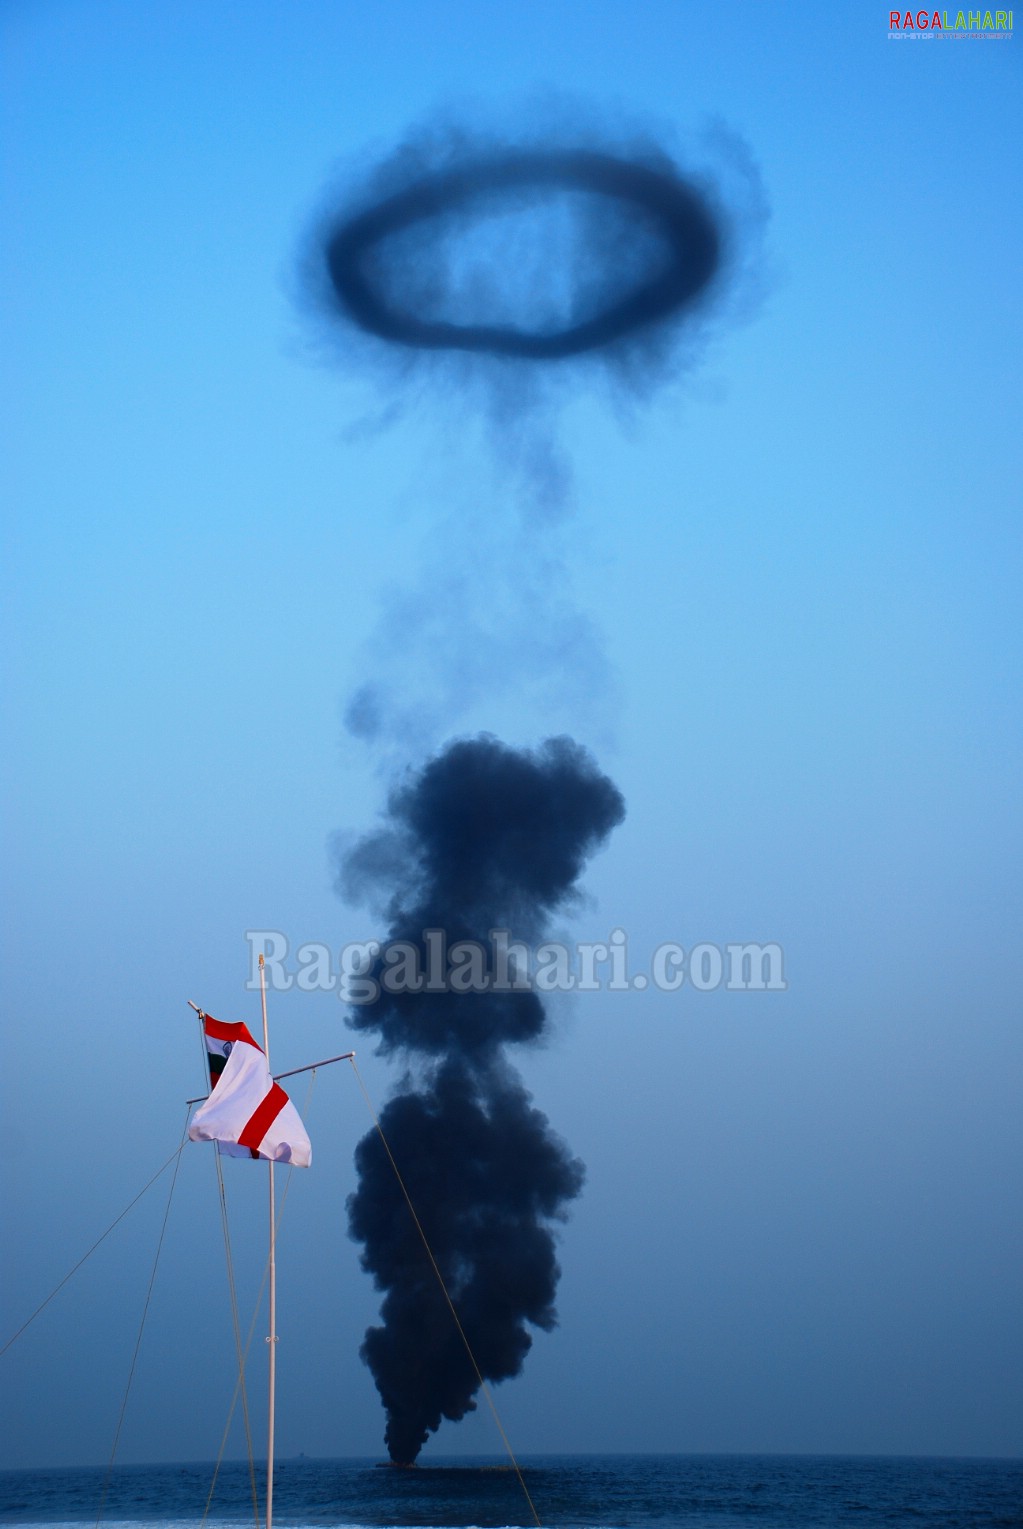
[1,1454,1020,1529]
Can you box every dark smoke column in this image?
[342,735,625,1463]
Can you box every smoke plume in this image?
[305,103,766,1460]
[303,101,765,390]
[341,734,624,1463]
[323,148,720,360]
[302,106,766,755]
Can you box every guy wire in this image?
[348,1056,542,1529]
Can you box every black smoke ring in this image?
[324,149,721,359]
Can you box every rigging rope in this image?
[193,1003,258,1529]
[347,1056,542,1529]
[200,1070,316,1529]
[94,1107,191,1529]
[0,1141,188,1358]
[211,1135,261,1529]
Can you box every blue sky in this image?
[1,0,1021,1468]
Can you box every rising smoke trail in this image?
[303,103,765,1460]
[340,735,624,1463]
[302,106,764,756]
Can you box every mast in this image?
[186,995,352,1529]
[258,953,277,1529]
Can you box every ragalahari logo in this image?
[889,8,1014,34]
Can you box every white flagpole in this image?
[258,953,277,1529]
